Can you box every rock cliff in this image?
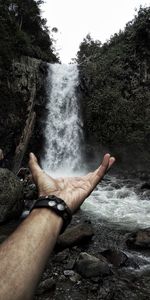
[0,56,48,172]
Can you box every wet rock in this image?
[0,168,24,223]
[64,270,75,277]
[101,248,128,267]
[126,228,150,249]
[74,252,110,278]
[56,222,94,251]
[141,183,150,190]
[36,278,56,295]
[23,183,38,200]
[65,259,75,270]
[59,275,66,281]
[63,270,81,283]
[53,249,70,263]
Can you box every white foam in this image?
[82,177,150,230]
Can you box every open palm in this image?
[29,153,115,213]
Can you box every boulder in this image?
[126,228,150,249]
[74,252,110,278]
[56,222,94,251]
[101,248,128,267]
[0,168,24,223]
[36,278,56,295]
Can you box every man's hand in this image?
[0,153,115,300]
[29,153,115,213]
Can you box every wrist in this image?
[31,195,72,233]
[30,207,63,234]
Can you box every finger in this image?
[96,153,111,178]
[107,156,115,171]
[82,154,113,182]
[28,153,44,184]
[89,154,112,188]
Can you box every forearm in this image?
[0,209,63,300]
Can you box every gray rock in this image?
[64,270,75,277]
[23,183,38,200]
[101,248,128,267]
[56,222,94,251]
[126,228,150,249]
[36,278,56,295]
[74,252,110,278]
[65,259,75,270]
[53,249,70,263]
[63,270,81,283]
[0,168,24,223]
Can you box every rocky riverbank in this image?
[1,168,150,299]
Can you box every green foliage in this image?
[77,7,150,146]
[0,0,59,66]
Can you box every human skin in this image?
[0,153,115,300]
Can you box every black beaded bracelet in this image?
[30,195,72,234]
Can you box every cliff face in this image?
[0,56,48,172]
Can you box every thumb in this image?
[28,153,43,184]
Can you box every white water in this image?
[42,63,150,231]
[41,63,83,176]
[82,176,150,230]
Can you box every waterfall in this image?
[41,63,83,176]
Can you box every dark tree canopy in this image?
[0,0,59,66]
[77,7,150,149]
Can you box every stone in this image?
[74,252,110,278]
[65,259,75,270]
[0,168,24,223]
[63,270,81,283]
[141,183,150,190]
[69,273,81,283]
[59,275,66,281]
[53,249,70,263]
[64,270,75,277]
[56,222,94,251]
[126,228,150,249]
[23,183,38,200]
[101,248,128,267]
[36,278,56,295]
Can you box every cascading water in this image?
[41,63,83,176]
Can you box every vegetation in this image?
[77,7,150,149]
[0,0,58,66]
